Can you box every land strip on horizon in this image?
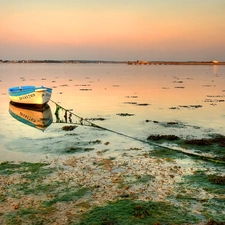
[0,59,225,65]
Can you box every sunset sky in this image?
[1,0,225,61]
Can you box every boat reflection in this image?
[9,102,53,131]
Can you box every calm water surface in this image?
[0,63,225,161]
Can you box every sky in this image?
[0,0,225,61]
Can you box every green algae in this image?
[43,187,89,207]
[76,199,200,225]
[5,206,55,225]
[0,194,6,202]
[136,174,154,183]
[0,161,51,177]
[170,170,225,222]
[0,162,56,200]
[12,180,66,196]
[0,162,22,175]
[150,147,188,160]
[147,134,225,162]
[202,198,225,221]
[208,174,225,185]
[179,170,225,195]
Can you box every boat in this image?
[9,102,53,131]
[8,85,52,105]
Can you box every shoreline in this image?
[127,61,225,65]
[1,134,225,224]
[1,122,225,224]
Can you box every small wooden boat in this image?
[9,102,53,131]
[8,85,52,105]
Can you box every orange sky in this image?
[1,0,225,60]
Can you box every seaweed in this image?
[77,199,200,225]
[62,125,77,131]
[43,187,89,207]
[5,206,55,225]
[178,171,225,195]
[184,135,225,147]
[0,161,23,175]
[205,220,225,225]
[146,134,225,162]
[170,171,225,222]
[135,174,154,184]
[116,113,135,117]
[0,162,51,177]
[150,148,188,160]
[208,175,225,185]
[202,198,225,223]
[147,135,180,141]
[184,138,212,145]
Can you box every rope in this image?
[50,99,225,164]
[51,100,159,144]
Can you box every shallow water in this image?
[0,63,225,162]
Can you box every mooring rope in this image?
[50,99,225,164]
[51,100,152,143]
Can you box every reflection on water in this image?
[9,102,53,131]
[0,64,225,161]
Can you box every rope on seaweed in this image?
[50,99,225,164]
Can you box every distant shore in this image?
[127,60,225,65]
[0,59,225,65]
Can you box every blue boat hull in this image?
[8,86,52,105]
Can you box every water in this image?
[0,63,225,162]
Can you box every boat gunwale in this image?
[8,86,52,97]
